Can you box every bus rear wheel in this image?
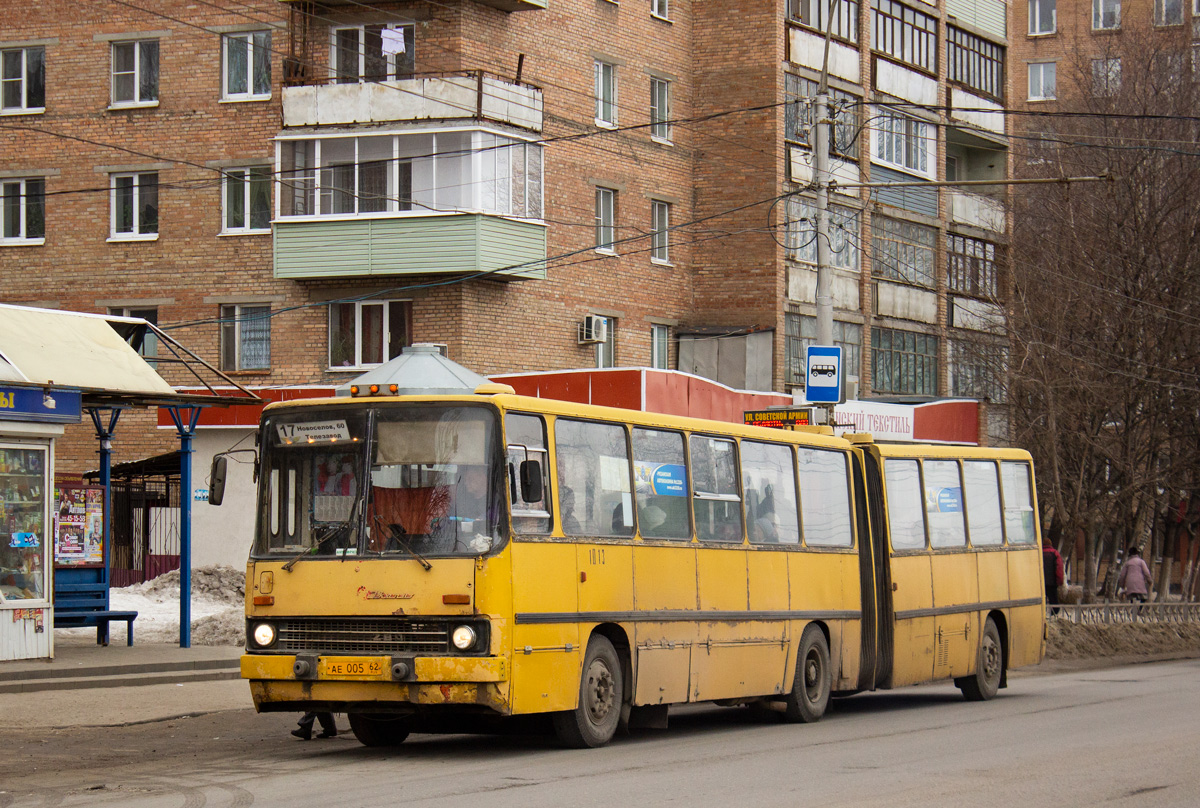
[957,617,1003,701]
[347,712,412,747]
[552,635,623,748]
[783,624,831,723]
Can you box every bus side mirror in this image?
[519,460,543,503]
[209,455,228,506]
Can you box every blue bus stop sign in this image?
[805,346,843,404]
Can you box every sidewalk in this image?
[0,635,250,729]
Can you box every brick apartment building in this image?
[1,0,1012,475]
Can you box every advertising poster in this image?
[54,486,104,567]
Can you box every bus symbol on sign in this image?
[811,364,837,378]
[805,346,843,404]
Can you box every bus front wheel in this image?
[957,617,1003,701]
[347,712,411,747]
[783,624,831,723]
[553,635,624,748]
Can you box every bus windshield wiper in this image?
[373,514,433,571]
[282,492,360,572]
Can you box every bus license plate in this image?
[319,657,387,678]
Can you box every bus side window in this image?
[555,418,634,537]
[741,440,799,545]
[505,413,551,534]
[924,459,966,548]
[963,460,1003,546]
[884,458,926,550]
[691,435,743,543]
[632,428,691,540]
[1001,461,1037,544]
[798,448,854,547]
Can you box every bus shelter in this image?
[0,304,259,660]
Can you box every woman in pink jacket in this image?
[1118,546,1153,603]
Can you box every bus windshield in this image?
[254,405,504,558]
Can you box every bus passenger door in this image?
[888,552,935,687]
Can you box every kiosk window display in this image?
[0,445,48,602]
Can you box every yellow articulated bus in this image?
[221,383,1044,748]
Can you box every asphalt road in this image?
[3,660,1198,808]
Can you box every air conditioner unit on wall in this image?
[578,315,608,345]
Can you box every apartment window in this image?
[596,187,617,252]
[1028,62,1057,100]
[329,300,411,369]
[785,313,862,386]
[595,60,618,126]
[652,0,670,19]
[110,172,158,238]
[948,234,1000,299]
[223,32,271,100]
[222,166,271,233]
[874,110,932,176]
[1029,0,1056,33]
[784,75,860,157]
[947,28,1004,101]
[1155,0,1183,24]
[1,46,45,112]
[220,304,271,371]
[786,196,859,270]
[1,178,45,244]
[790,0,860,42]
[872,215,936,287]
[650,77,671,141]
[1092,57,1121,95]
[651,324,669,369]
[951,340,1007,403]
[597,317,617,368]
[279,133,543,220]
[1093,0,1120,29]
[332,24,414,83]
[651,199,670,262]
[107,306,158,366]
[872,0,937,73]
[872,327,937,395]
[111,40,158,106]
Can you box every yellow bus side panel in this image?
[476,551,514,657]
[633,545,698,611]
[889,553,935,687]
[510,542,581,715]
[696,546,749,611]
[1007,547,1046,668]
[577,543,634,615]
[690,621,787,702]
[976,549,1011,604]
[785,551,861,687]
[931,552,979,679]
[747,548,790,612]
[633,625,693,705]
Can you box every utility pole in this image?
[813,0,837,351]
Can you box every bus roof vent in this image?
[337,344,490,397]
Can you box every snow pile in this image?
[58,565,246,646]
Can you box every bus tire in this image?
[783,624,831,723]
[552,635,623,748]
[347,712,411,747]
[958,617,1003,702]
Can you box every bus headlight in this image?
[451,625,477,651]
[252,622,276,648]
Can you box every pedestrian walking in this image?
[1117,546,1153,604]
[1042,539,1065,615]
[292,711,338,740]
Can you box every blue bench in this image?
[54,582,138,646]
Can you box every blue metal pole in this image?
[168,406,202,649]
[88,409,121,620]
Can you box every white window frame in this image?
[222,166,272,234]
[650,77,671,142]
[596,317,616,368]
[1092,57,1121,95]
[220,303,271,372]
[1,46,45,114]
[108,306,158,366]
[328,299,410,370]
[1028,0,1056,34]
[1,178,45,245]
[222,31,271,101]
[1028,62,1056,100]
[595,187,617,253]
[595,60,618,127]
[109,172,158,240]
[1093,0,1120,29]
[1154,0,1183,24]
[651,199,671,263]
[872,110,933,178]
[110,39,158,107]
[652,0,670,20]
[651,324,669,369]
[330,24,415,83]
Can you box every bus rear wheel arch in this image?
[782,623,832,723]
[553,634,625,748]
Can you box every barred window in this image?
[784,74,860,158]
[872,0,937,73]
[789,0,859,42]
[872,327,938,395]
[951,339,1007,403]
[786,196,859,270]
[786,313,862,386]
[947,233,999,298]
[947,27,1004,101]
[872,216,935,287]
